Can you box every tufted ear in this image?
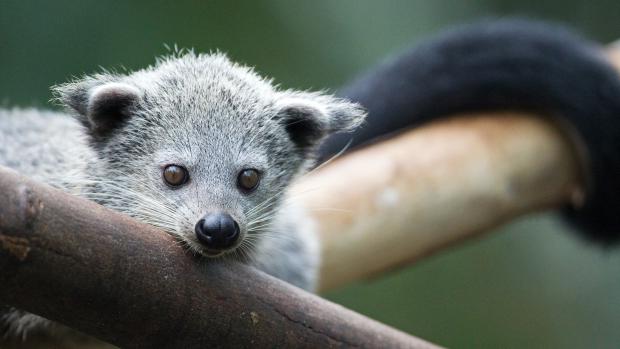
[53,79,142,139]
[276,92,366,150]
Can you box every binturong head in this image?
[52,51,366,258]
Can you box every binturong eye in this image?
[237,169,260,193]
[163,165,189,187]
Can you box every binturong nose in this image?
[195,212,240,250]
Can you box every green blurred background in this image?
[2,1,619,348]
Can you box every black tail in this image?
[321,19,620,244]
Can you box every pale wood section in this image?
[606,44,620,71]
[295,113,582,292]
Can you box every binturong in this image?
[0,51,366,342]
[56,52,366,273]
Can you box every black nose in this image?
[195,212,240,250]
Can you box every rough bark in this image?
[0,167,439,349]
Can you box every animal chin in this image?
[200,248,226,258]
[177,236,226,258]
[178,233,242,259]
[194,240,238,258]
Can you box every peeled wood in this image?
[0,167,439,349]
[298,113,583,292]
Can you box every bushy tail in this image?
[321,18,620,244]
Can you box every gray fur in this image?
[0,52,366,342]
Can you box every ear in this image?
[53,78,142,139]
[276,92,366,150]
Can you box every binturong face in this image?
[53,52,366,258]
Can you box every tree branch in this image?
[302,113,582,292]
[0,167,439,349]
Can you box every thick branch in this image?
[0,167,438,349]
[299,113,582,292]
